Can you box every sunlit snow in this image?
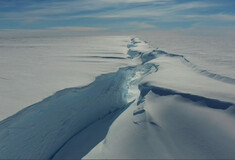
[0,36,235,159]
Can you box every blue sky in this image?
[0,0,235,32]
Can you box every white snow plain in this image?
[0,36,130,120]
[0,35,235,159]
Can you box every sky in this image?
[0,0,235,34]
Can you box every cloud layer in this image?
[0,0,234,31]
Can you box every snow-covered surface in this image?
[0,36,235,159]
[144,56,235,103]
[86,91,235,159]
[138,31,235,79]
[0,36,130,120]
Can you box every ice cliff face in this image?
[0,37,235,159]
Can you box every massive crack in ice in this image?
[0,38,158,159]
[84,38,235,160]
[0,37,235,159]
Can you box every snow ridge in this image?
[129,38,235,85]
[156,50,235,85]
[139,83,233,110]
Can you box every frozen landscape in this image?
[1,0,235,159]
[0,35,235,159]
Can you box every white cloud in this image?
[128,22,156,29]
[50,26,108,31]
[0,26,108,32]
[1,0,234,30]
[68,1,219,20]
[1,0,173,21]
[184,14,235,22]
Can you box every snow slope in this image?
[0,36,235,159]
[86,92,235,159]
[0,36,130,120]
[84,38,235,159]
